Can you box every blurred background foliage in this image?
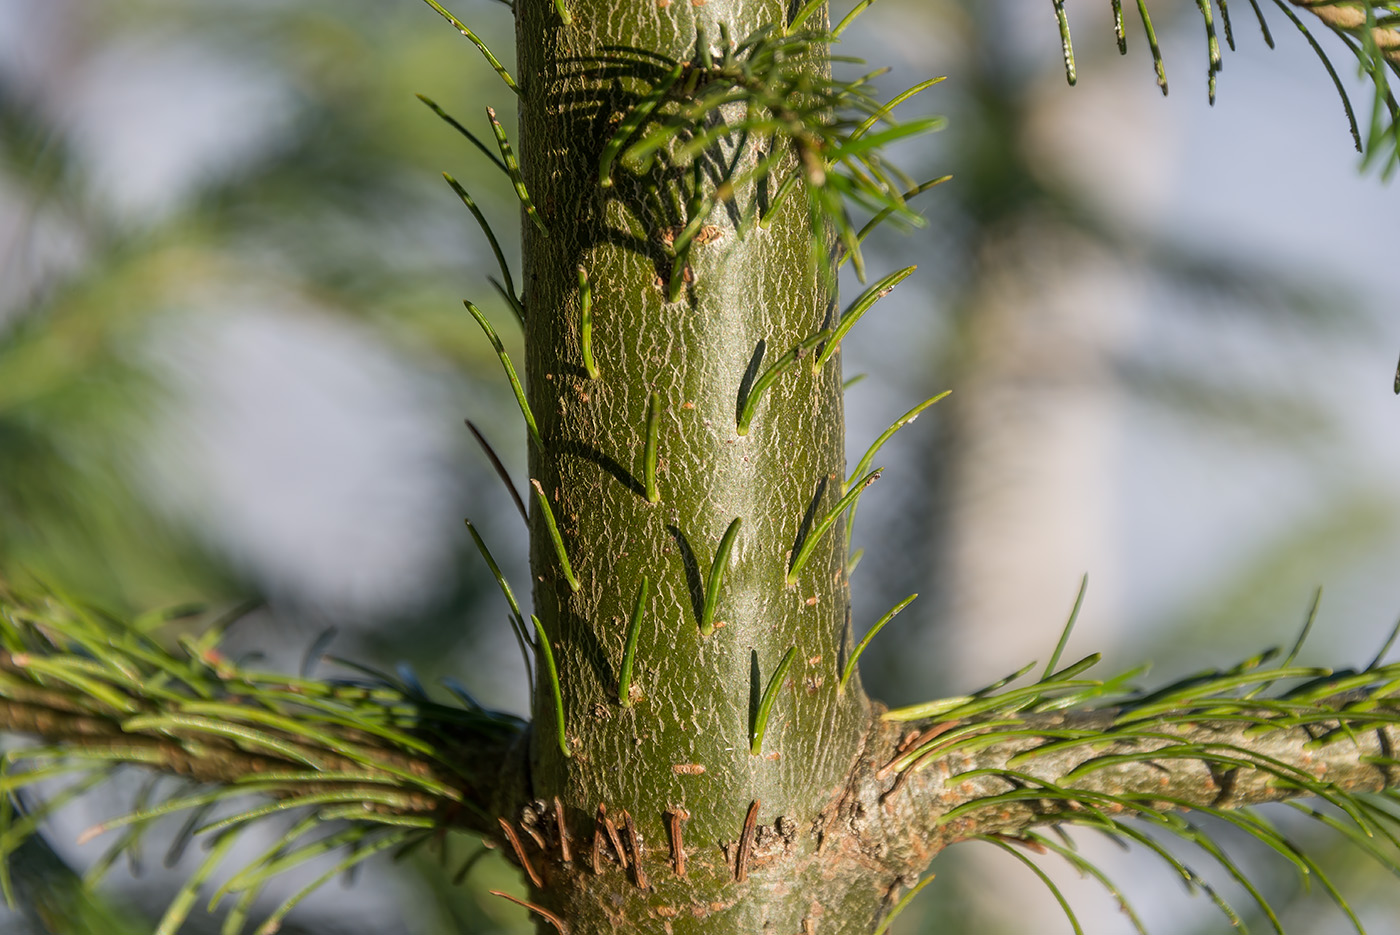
[0,0,1397,932]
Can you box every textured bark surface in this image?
[511,0,885,930]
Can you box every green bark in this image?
[514,0,883,929]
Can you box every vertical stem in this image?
[618,576,648,705]
[516,0,871,925]
[644,391,661,504]
[579,266,600,380]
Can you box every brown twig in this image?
[489,891,569,933]
[621,809,647,889]
[497,817,543,887]
[877,721,954,781]
[522,822,547,851]
[599,803,629,869]
[554,796,572,864]
[590,807,604,874]
[668,807,689,877]
[735,799,760,883]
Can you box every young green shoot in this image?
[552,0,571,26]
[1248,0,1276,49]
[751,646,797,755]
[601,18,943,284]
[227,827,381,913]
[736,328,831,435]
[1366,611,1400,671]
[118,715,325,771]
[76,785,267,847]
[1043,573,1088,679]
[209,813,322,909]
[487,277,525,327]
[619,576,649,706]
[196,789,415,839]
[418,0,520,95]
[1136,0,1169,94]
[644,391,661,504]
[848,393,950,489]
[1024,830,1148,934]
[1197,0,1223,103]
[599,63,685,187]
[1053,0,1078,86]
[465,421,528,525]
[980,835,1084,935]
[155,828,240,935]
[465,301,543,451]
[485,106,548,236]
[844,391,949,559]
[701,518,743,637]
[832,0,878,37]
[787,0,825,33]
[416,95,507,175]
[844,176,952,265]
[254,832,413,935]
[668,165,711,301]
[872,873,938,935]
[840,593,917,691]
[464,518,535,695]
[815,265,916,370]
[4,655,139,714]
[1245,585,1321,698]
[530,479,582,592]
[442,174,518,317]
[851,77,947,140]
[532,615,570,758]
[1268,0,1363,153]
[757,171,800,230]
[787,469,881,586]
[578,267,599,379]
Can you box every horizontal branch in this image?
[827,642,1400,906]
[0,589,525,839]
[893,702,1398,845]
[0,668,517,827]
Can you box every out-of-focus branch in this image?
[0,589,524,839]
[825,642,1400,921]
[0,657,519,833]
[1293,0,1400,59]
[887,704,1397,846]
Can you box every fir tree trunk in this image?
[6,4,1400,935]
[515,1,887,929]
